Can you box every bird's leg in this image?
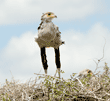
[44,69,47,75]
[57,68,60,79]
[54,47,61,79]
[44,69,47,79]
[40,47,48,77]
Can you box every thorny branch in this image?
[93,37,106,74]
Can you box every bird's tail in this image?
[61,41,65,45]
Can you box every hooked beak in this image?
[54,15,57,18]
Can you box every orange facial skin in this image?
[46,12,57,18]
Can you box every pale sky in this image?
[0,0,110,86]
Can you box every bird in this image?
[78,69,93,78]
[35,12,65,79]
[77,69,98,91]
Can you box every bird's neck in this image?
[43,19,52,23]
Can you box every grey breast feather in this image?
[38,22,56,42]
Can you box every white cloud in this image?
[0,0,104,25]
[0,22,110,85]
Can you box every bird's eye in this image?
[48,13,51,16]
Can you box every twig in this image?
[93,37,106,74]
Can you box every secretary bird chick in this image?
[35,12,65,79]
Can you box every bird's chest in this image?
[38,22,56,41]
[42,23,55,33]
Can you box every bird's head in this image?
[78,69,93,78]
[41,12,57,22]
